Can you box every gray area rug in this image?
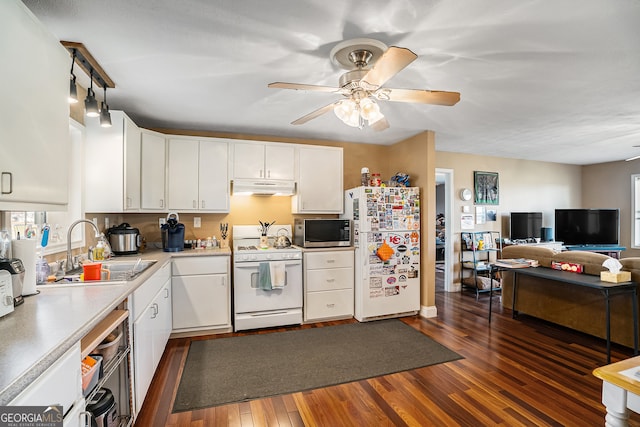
[173,319,462,412]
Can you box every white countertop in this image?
[0,247,230,404]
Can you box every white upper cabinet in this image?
[199,139,230,211]
[167,137,229,212]
[124,118,142,210]
[85,111,140,212]
[292,146,344,213]
[140,130,167,211]
[0,1,70,210]
[232,142,294,181]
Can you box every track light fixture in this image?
[68,48,78,104]
[84,69,100,117]
[100,85,112,127]
[62,42,115,123]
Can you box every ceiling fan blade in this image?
[360,46,417,88]
[370,117,390,132]
[291,102,338,125]
[268,82,339,93]
[377,88,461,106]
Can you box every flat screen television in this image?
[510,212,543,240]
[554,209,619,246]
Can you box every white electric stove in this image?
[232,225,303,331]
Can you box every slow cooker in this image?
[106,223,141,255]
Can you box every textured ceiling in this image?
[22,0,640,165]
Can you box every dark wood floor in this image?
[135,276,640,426]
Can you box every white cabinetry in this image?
[172,255,231,334]
[232,141,294,180]
[131,261,171,413]
[85,110,141,212]
[10,343,82,422]
[0,1,69,210]
[11,308,134,426]
[140,130,167,211]
[292,146,344,213]
[167,137,229,212]
[303,249,354,322]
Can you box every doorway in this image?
[435,169,454,292]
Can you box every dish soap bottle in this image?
[36,253,50,284]
[94,233,113,260]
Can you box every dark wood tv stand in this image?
[564,245,626,259]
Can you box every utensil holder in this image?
[259,235,268,249]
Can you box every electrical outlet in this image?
[194,217,201,228]
[159,218,166,228]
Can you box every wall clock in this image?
[460,188,472,201]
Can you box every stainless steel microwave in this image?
[294,219,352,248]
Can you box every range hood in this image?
[232,179,296,196]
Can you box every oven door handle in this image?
[235,261,301,268]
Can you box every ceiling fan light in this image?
[345,108,361,128]
[359,98,380,121]
[334,99,356,122]
[367,110,385,125]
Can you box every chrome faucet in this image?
[66,219,101,273]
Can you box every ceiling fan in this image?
[268,38,460,131]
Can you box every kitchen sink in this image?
[42,259,157,287]
[101,259,157,280]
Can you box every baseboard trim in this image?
[420,305,437,318]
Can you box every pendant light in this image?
[100,85,112,127]
[68,48,78,104]
[84,69,99,117]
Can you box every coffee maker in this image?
[0,258,25,307]
[161,212,184,252]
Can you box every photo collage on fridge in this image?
[360,187,421,299]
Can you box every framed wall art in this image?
[474,171,499,205]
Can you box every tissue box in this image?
[600,271,631,283]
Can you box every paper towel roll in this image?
[12,239,37,296]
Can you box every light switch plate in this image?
[194,217,201,228]
[159,218,166,228]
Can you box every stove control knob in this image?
[250,254,258,261]
[266,254,272,260]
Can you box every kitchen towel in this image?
[12,238,37,295]
[270,262,286,289]
[258,262,272,290]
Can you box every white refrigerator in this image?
[342,186,421,321]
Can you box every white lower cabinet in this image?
[132,261,172,414]
[303,249,354,322]
[63,398,85,427]
[172,255,231,334]
[10,343,82,419]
